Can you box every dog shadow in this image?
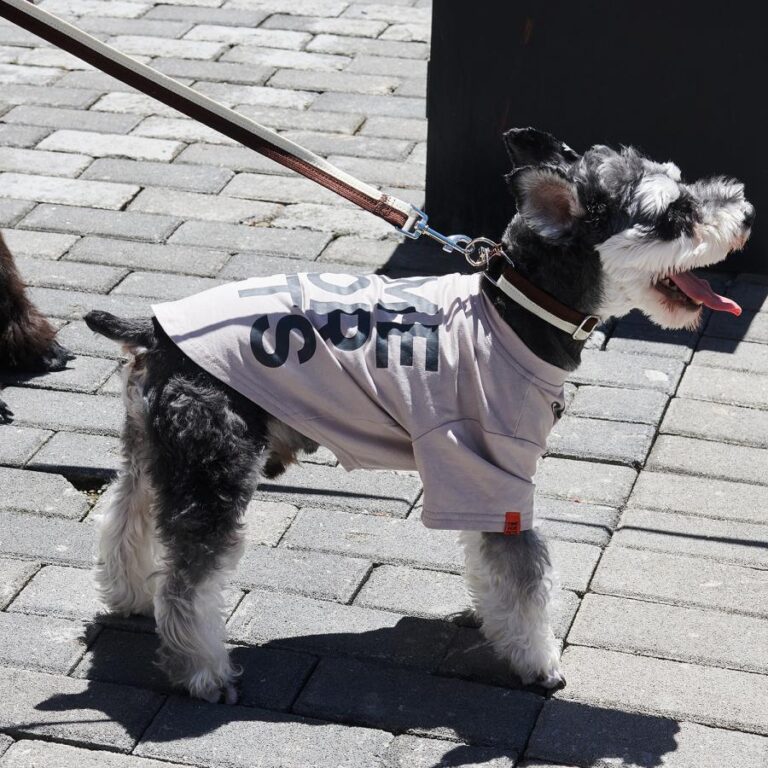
[27,615,681,768]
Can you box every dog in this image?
[0,232,74,422]
[84,128,753,704]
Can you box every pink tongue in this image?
[669,273,742,316]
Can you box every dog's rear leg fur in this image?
[148,376,263,704]
[95,353,157,617]
[461,530,565,689]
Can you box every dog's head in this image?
[502,127,754,329]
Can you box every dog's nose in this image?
[743,204,755,228]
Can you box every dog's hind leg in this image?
[95,355,157,617]
[461,529,565,689]
[148,376,263,704]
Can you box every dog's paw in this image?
[38,340,75,372]
[220,682,239,706]
[0,399,13,424]
[532,667,566,691]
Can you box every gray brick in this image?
[0,741,180,768]
[0,352,117,393]
[39,130,184,162]
[0,611,94,674]
[90,91,186,117]
[112,271,222,300]
[0,558,38,609]
[317,235,398,267]
[144,5,268,26]
[66,236,230,276]
[244,499,298,547]
[628,471,768,525]
[0,467,88,519]
[170,220,330,260]
[75,627,314,709]
[228,104,367,134]
[648,435,768,486]
[536,457,637,507]
[0,173,139,211]
[0,199,35,226]
[347,54,429,78]
[0,21,40,47]
[678,365,768,410]
[307,33,429,60]
[3,104,140,134]
[0,148,90,178]
[27,431,121,480]
[98,368,123,396]
[328,153,425,189]
[0,125,51,149]
[693,337,768,375]
[547,539,601,592]
[55,71,143,93]
[228,0,347,15]
[131,115,240,146]
[194,81,314,111]
[218,251,351,279]
[53,322,121,360]
[728,277,768,312]
[151,56,274,85]
[15,254,126,292]
[38,0,149,18]
[0,666,162,751]
[269,68,399,96]
[0,84,100,108]
[359,114,428,140]
[381,22,430,42]
[0,229,78,259]
[354,565,468,618]
[558,645,768,735]
[313,91,425,119]
[342,4,431,23]
[185,24,310,49]
[567,385,668,424]
[228,588,455,670]
[528,698,768,768]
[0,735,9,760]
[547,415,655,466]
[272,203,393,238]
[0,388,123,437]
[383,735,515,768]
[295,656,541,749]
[592,545,768,618]
[613,507,768,568]
[284,508,462,571]
[535,497,618,546]
[254,461,421,517]
[174,142,292,175]
[570,593,768,674]
[0,512,93,565]
[262,14,387,38]
[108,34,225,60]
[662,397,768,448]
[222,45,351,73]
[20,205,180,243]
[234,546,370,602]
[0,425,51,468]
[282,129,412,160]
[128,187,281,224]
[136,696,392,768]
[706,308,768,345]
[567,350,684,393]
[0,63,61,85]
[606,323,698,360]
[222,172,345,205]
[81,157,232,194]
[77,16,193,38]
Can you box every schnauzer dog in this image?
[0,232,74,422]
[85,128,752,704]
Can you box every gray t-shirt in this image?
[153,272,566,534]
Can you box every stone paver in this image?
[26,431,122,479]
[536,457,637,507]
[678,365,768,410]
[570,593,768,674]
[0,467,88,519]
[558,645,768,735]
[0,741,179,768]
[567,350,684,393]
[693,336,768,374]
[383,735,516,768]
[0,425,51,468]
[0,558,38,610]
[0,512,93,565]
[567,385,669,424]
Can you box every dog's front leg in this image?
[460,529,565,689]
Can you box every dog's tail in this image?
[84,311,155,350]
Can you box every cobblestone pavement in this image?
[0,1,767,767]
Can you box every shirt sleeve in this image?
[413,419,541,533]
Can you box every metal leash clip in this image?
[399,207,499,269]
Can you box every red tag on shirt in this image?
[504,512,521,535]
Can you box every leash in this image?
[0,0,599,341]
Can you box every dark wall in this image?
[425,1,767,272]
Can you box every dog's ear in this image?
[507,166,584,239]
[503,127,580,169]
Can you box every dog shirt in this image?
[153,272,567,534]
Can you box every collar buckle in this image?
[572,315,600,341]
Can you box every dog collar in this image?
[484,248,601,342]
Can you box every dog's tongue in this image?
[670,272,742,316]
